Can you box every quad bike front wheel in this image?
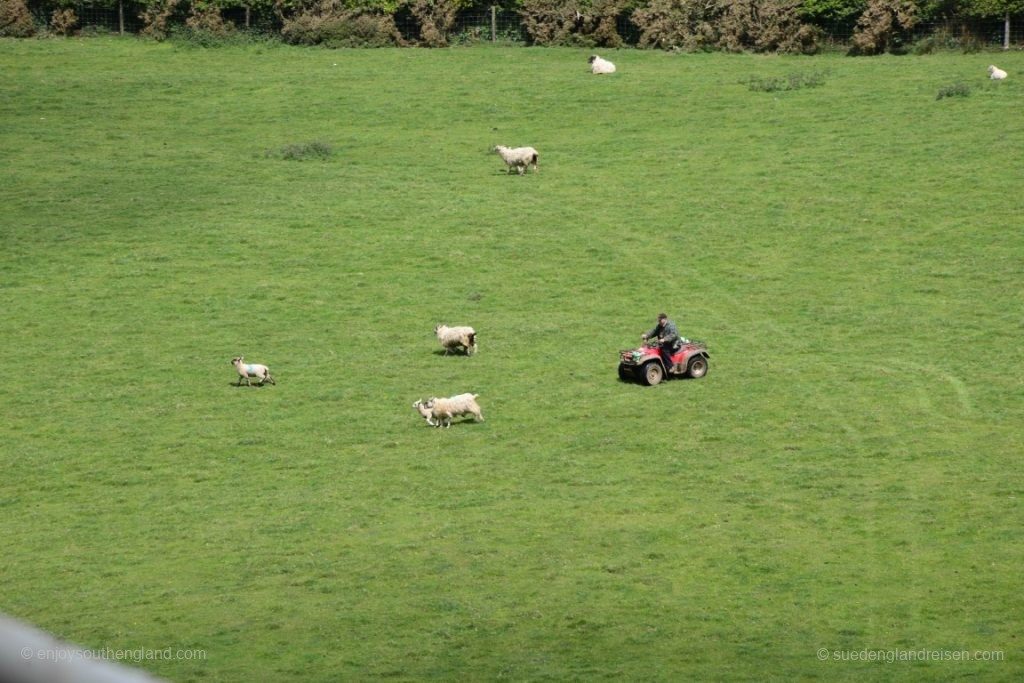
[618,363,634,381]
[687,355,708,379]
[641,360,664,386]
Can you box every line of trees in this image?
[3,0,1022,53]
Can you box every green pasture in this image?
[1,38,1022,680]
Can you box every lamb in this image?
[435,324,477,355]
[231,356,275,386]
[412,399,437,426]
[413,393,484,428]
[588,55,616,75]
[493,145,539,175]
[988,65,1007,80]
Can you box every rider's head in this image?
[657,313,668,323]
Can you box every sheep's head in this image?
[231,356,243,365]
[588,55,598,64]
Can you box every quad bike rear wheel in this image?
[641,360,664,386]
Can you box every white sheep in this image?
[988,65,1007,80]
[588,55,616,75]
[231,356,275,386]
[412,399,438,426]
[435,324,477,355]
[493,145,539,175]
[413,393,484,428]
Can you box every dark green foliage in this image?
[800,0,867,23]
[170,24,276,45]
[139,0,181,39]
[408,0,466,46]
[517,0,625,47]
[935,81,970,99]
[0,0,35,37]
[185,2,236,35]
[632,0,718,50]
[718,0,821,53]
[518,0,585,45]
[634,0,819,53]
[79,23,113,35]
[848,0,918,54]
[449,23,522,44]
[281,7,403,46]
[50,7,78,35]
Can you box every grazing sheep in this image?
[435,324,477,355]
[493,145,539,175]
[988,65,1007,80]
[413,393,484,428]
[588,55,616,75]
[231,356,275,386]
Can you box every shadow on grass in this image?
[425,421,484,429]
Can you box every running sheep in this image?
[435,324,477,355]
[989,65,1007,80]
[588,55,616,75]
[231,356,276,386]
[412,393,484,428]
[492,145,539,175]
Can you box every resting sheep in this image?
[413,394,484,428]
[493,145,539,175]
[988,65,1007,80]
[589,55,616,75]
[435,324,477,355]
[231,356,275,386]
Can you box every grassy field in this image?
[1,37,1022,681]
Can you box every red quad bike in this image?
[618,339,710,386]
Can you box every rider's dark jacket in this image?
[645,319,680,348]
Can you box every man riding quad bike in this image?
[618,313,709,386]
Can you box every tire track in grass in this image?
[702,286,866,447]
[888,359,976,421]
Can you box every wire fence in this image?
[46,3,1024,49]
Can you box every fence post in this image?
[245,5,250,28]
[118,0,124,35]
[491,5,496,43]
[1004,12,1010,50]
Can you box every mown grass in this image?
[0,38,1022,681]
